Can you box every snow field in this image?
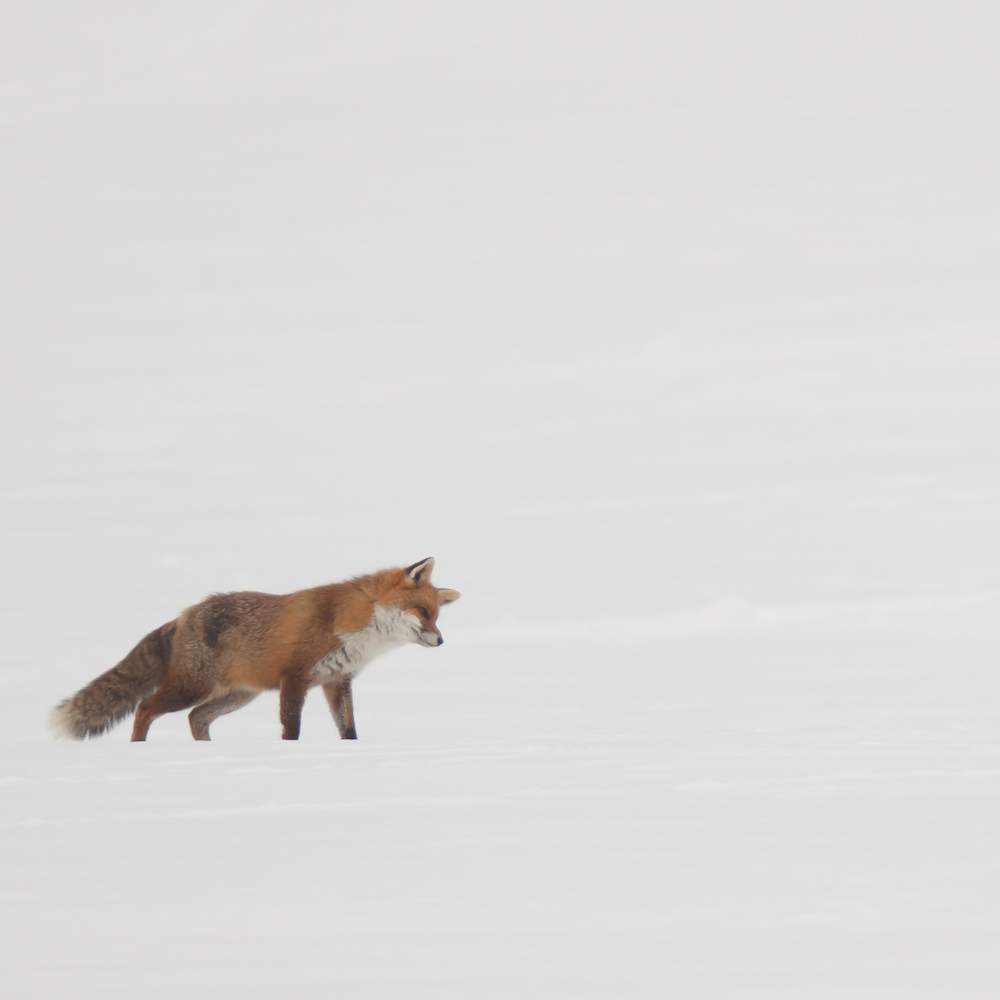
[2,2,999,996]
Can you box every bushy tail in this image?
[49,621,177,739]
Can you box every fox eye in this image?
[417,607,430,619]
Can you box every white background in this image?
[2,3,998,996]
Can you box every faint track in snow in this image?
[7,787,578,829]
[452,589,1000,645]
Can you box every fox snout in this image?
[418,630,444,647]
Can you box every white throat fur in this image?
[308,604,422,684]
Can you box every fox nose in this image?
[436,635,444,646]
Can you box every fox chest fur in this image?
[308,604,421,684]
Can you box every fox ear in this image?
[405,557,435,585]
[437,589,461,605]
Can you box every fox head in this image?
[382,556,460,648]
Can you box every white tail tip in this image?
[48,703,76,740]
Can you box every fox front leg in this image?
[279,673,308,740]
[322,678,357,739]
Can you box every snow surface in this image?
[2,2,999,996]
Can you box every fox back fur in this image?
[50,557,459,742]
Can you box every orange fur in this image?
[49,559,460,742]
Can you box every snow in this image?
[2,2,999,996]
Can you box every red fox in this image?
[50,557,460,742]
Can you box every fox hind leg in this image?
[188,689,259,741]
[132,678,209,741]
